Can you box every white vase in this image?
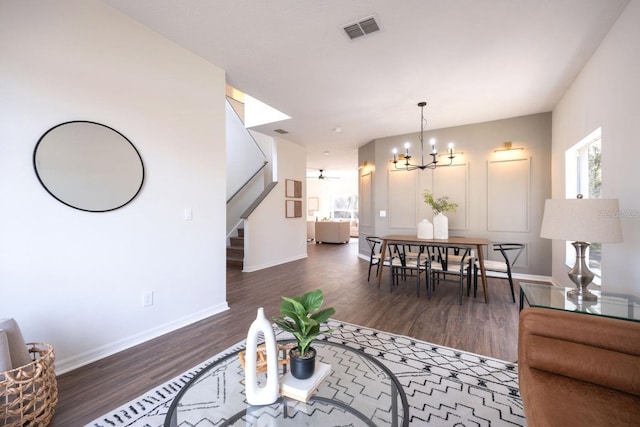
[433,212,449,239]
[245,308,279,405]
[417,219,433,239]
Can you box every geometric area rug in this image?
[85,319,526,426]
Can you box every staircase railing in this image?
[240,181,278,219]
[227,161,268,204]
[225,97,277,240]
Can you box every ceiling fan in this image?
[307,169,339,180]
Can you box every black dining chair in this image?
[473,243,524,303]
[389,244,431,297]
[365,236,383,282]
[428,246,474,305]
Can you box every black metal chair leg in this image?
[507,271,516,303]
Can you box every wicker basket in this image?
[1,343,57,427]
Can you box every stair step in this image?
[229,236,244,246]
[227,228,245,268]
[227,257,243,268]
[227,246,244,258]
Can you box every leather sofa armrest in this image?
[518,307,640,426]
[519,307,640,395]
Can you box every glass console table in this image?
[164,339,409,426]
[519,282,640,322]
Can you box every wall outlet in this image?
[143,291,154,307]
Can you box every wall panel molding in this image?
[487,157,530,232]
[359,171,373,227]
[388,169,418,229]
[434,163,469,230]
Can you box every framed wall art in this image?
[285,200,302,218]
[285,179,302,198]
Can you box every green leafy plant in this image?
[272,289,335,358]
[423,190,458,213]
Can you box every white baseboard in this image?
[501,272,554,283]
[242,254,308,272]
[55,302,230,375]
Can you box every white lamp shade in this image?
[540,198,623,243]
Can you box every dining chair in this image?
[428,246,474,304]
[473,243,524,303]
[365,236,383,281]
[389,244,431,297]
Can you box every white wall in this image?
[552,0,640,294]
[243,138,308,272]
[0,0,228,372]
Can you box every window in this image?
[329,195,358,220]
[565,127,602,284]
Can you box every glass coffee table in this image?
[519,282,640,322]
[164,339,409,426]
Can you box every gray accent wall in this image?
[358,112,552,276]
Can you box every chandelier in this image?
[391,102,456,171]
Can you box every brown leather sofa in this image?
[518,307,640,426]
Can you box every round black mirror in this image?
[33,121,144,212]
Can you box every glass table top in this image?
[520,282,640,322]
[164,339,409,427]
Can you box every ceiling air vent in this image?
[274,128,288,134]
[342,15,380,40]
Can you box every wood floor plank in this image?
[50,240,541,426]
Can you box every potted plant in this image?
[272,289,335,379]
[422,190,458,214]
[423,190,458,239]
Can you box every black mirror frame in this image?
[33,120,145,213]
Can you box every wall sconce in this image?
[359,160,375,174]
[494,141,524,153]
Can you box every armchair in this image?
[518,307,640,426]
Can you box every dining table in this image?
[376,235,491,303]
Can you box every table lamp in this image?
[540,196,623,301]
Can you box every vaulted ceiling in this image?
[103,0,629,175]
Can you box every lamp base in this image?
[567,288,598,302]
[567,241,598,302]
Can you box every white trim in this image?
[242,254,308,272]
[54,303,230,375]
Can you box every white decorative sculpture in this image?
[417,219,434,239]
[433,212,449,239]
[245,308,279,405]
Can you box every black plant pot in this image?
[289,347,316,379]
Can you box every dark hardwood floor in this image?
[51,239,541,426]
